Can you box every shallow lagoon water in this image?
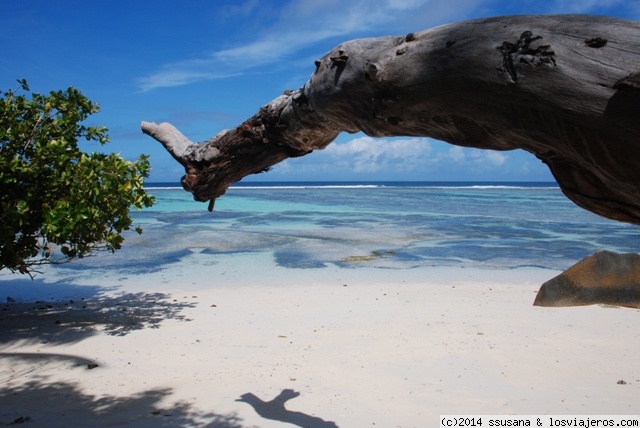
[26,181,638,282]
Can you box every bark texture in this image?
[142,15,640,224]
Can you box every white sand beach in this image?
[1,259,638,427]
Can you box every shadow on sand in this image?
[0,286,196,346]
[0,366,245,427]
[237,389,339,428]
[0,279,249,427]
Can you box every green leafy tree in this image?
[0,79,154,275]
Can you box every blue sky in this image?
[2,1,638,183]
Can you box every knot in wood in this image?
[181,167,199,192]
[396,46,408,55]
[584,37,608,48]
[364,62,379,80]
[329,50,349,64]
[497,30,556,83]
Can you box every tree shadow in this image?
[0,275,110,303]
[237,389,339,428]
[0,287,196,346]
[0,276,244,426]
[0,363,245,427]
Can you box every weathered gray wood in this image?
[142,14,640,224]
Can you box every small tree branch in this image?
[141,121,194,166]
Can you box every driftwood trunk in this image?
[142,14,640,224]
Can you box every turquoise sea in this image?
[48,181,640,276]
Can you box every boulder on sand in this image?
[534,251,640,308]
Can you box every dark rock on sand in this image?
[534,251,640,308]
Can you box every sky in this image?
[2,1,639,183]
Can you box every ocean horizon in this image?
[144,180,560,190]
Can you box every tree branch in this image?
[142,15,640,224]
[140,121,193,166]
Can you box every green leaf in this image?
[17,79,29,91]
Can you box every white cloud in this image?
[321,136,432,173]
[431,145,507,168]
[469,149,507,166]
[446,146,465,162]
[138,67,241,92]
[269,135,511,178]
[137,0,489,91]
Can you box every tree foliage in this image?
[0,80,154,275]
